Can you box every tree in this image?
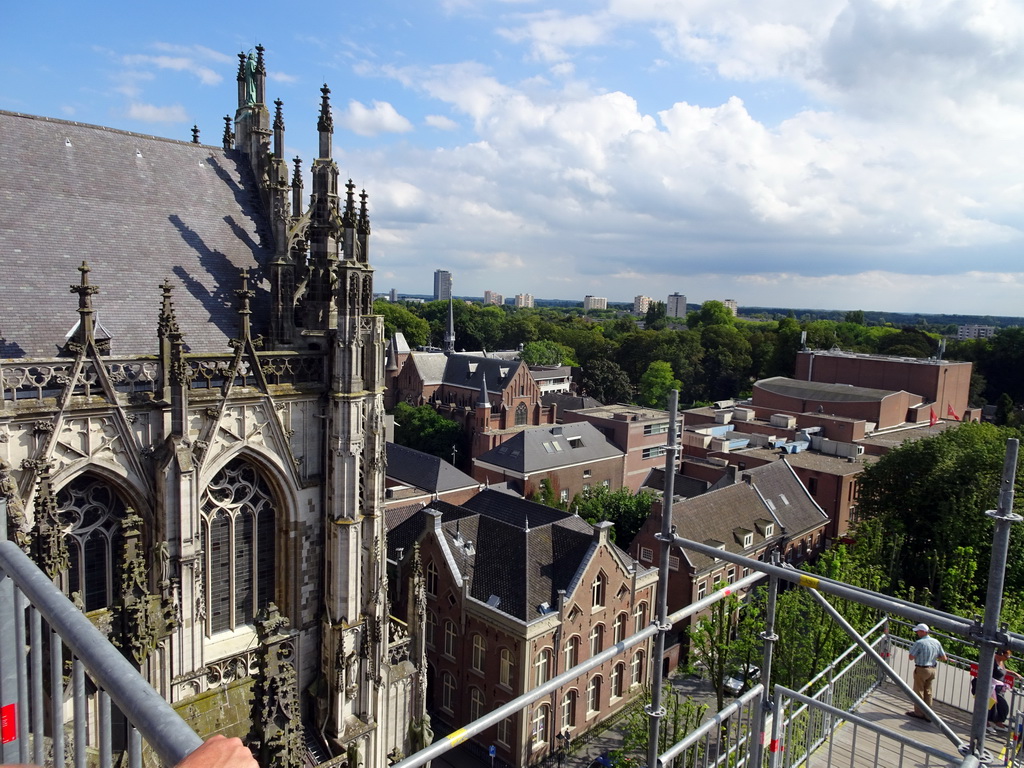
[639,361,681,408]
[689,584,744,711]
[579,359,633,404]
[853,422,1024,608]
[373,300,430,348]
[614,683,707,767]
[520,339,577,366]
[571,487,653,549]
[686,301,734,329]
[644,301,668,331]
[390,403,465,462]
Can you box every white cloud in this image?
[126,102,188,123]
[122,54,221,86]
[337,100,414,136]
[269,72,299,84]
[425,114,458,130]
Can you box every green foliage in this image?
[614,683,707,767]
[686,300,735,329]
[529,478,565,510]
[390,403,465,461]
[689,584,744,711]
[639,361,681,408]
[571,487,653,548]
[852,422,1024,609]
[579,359,633,404]
[373,300,430,348]
[644,301,668,331]
[520,339,577,366]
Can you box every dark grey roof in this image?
[755,377,900,404]
[641,467,710,499]
[670,459,827,572]
[0,112,272,358]
[387,490,624,621]
[407,352,448,385]
[386,443,478,494]
[473,422,623,473]
[542,393,603,413]
[442,353,523,393]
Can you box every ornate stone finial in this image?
[291,156,303,187]
[317,84,333,133]
[237,52,247,81]
[250,605,304,768]
[358,189,370,233]
[342,179,357,227]
[113,508,164,666]
[191,125,200,144]
[32,465,69,582]
[158,279,182,340]
[255,44,266,74]
[222,115,234,150]
[273,99,284,131]
[69,260,100,348]
[231,268,258,349]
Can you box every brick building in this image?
[388,491,657,766]
[561,405,682,492]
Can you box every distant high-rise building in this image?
[515,293,534,308]
[484,290,504,306]
[389,287,398,302]
[583,295,607,311]
[723,299,738,317]
[957,324,997,340]
[634,295,652,314]
[667,293,687,318]
[433,269,453,301]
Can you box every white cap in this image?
[913,623,929,633]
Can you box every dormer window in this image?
[743,533,753,548]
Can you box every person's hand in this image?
[176,735,257,768]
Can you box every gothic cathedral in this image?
[0,47,427,765]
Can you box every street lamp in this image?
[555,729,571,767]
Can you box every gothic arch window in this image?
[201,457,277,634]
[57,475,128,613]
[515,402,528,426]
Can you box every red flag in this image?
[929,408,938,426]
[947,403,961,421]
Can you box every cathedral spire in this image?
[478,371,489,407]
[273,99,285,158]
[317,84,333,159]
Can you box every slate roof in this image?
[755,377,903,404]
[474,422,623,473]
[542,393,603,413]
[387,489,638,622]
[0,112,272,358]
[442,353,524,392]
[386,442,478,494]
[407,352,448,386]
[669,459,827,572]
[640,467,710,499]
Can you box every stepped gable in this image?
[0,111,272,358]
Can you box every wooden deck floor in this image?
[803,683,1017,768]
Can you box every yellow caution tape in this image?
[799,574,820,589]
[447,729,469,746]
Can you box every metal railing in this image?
[0,534,202,767]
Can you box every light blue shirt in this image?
[909,635,946,666]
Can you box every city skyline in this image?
[5,0,1023,315]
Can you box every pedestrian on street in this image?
[907,623,948,720]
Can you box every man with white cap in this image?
[906,623,948,719]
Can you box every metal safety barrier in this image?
[0,532,202,767]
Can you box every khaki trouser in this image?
[913,665,937,714]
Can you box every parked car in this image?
[724,664,761,696]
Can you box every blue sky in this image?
[4,0,1023,317]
